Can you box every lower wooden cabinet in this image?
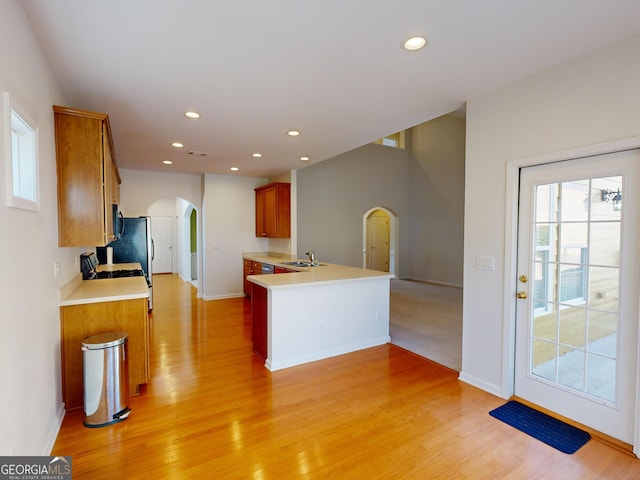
[60,297,149,411]
[243,259,262,295]
[250,283,267,360]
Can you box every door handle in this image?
[516,291,528,299]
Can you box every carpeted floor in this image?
[389,279,462,371]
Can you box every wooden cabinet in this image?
[251,283,267,360]
[54,105,121,247]
[243,259,262,295]
[255,182,290,238]
[274,266,293,274]
[60,297,149,411]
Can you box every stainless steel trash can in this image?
[82,332,131,427]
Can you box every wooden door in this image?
[367,210,390,272]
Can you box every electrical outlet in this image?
[317,322,322,333]
[54,260,61,278]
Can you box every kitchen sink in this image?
[281,261,324,267]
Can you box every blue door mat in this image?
[489,400,591,454]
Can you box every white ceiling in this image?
[20,0,640,178]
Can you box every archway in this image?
[362,207,398,277]
[147,197,199,289]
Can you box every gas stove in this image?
[91,269,145,279]
[81,252,144,280]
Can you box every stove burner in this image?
[92,269,144,279]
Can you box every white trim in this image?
[457,372,506,398]
[401,276,463,289]
[45,403,66,455]
[3,91,40,211]
[503,135,640,453]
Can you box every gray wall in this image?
[408,115,466,286]
[297,143,412,273]
[296,115,466,283]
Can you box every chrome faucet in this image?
[305,250,316,265]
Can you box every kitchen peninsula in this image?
[244,253,393,371]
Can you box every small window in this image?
[4,92,39,211]
[373,131,405,149]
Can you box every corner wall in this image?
[0,0,70,455]
[461,35,640,395]
[408,114,465,286]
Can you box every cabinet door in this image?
[251,283,267,360]
[255,183,290,238]
[273,184,290,237]
[255,188,266,237]
[55,112,105,247]
[60,298,149,410]
[102,125,114,244]
[263,186,277,237]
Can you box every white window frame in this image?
[3,92,39,211]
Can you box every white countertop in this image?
[60,263,149,306]
[243,252,393,289]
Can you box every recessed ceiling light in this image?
[300,156,310,161]
[230,167,239,171]
[287,130,300,137]
[163,160,173,165]
[185,111,200,119]
[403,36,427,51]
[172,142,184,148]
[252,153,262,158]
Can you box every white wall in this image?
[460,35,640,396]
[202,173,268,299]
[119,168,201,217]
[0,0,73,455]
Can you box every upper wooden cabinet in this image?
[255,182,290,238]
[54,106,121,247]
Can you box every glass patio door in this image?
[514,149,640,443]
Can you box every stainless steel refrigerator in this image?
[97,216,154,309]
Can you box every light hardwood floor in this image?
[52,274,640,479]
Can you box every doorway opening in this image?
[147,197,199,289]
[362,207,398,276]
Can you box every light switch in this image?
[475,255,496,271]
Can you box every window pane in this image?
[558,345,585,391]
[591,176,622,221]
[559,306,586,348]
[533,305,556,341]
[532,338,556,381]
[587,311,617,354]
[535,184,557,222]
[10,110,37,203]
[559,263,585,302]
[560,180,589,222]
[590,223,620,266]
[586,354,615,402]
[588,266,619,312]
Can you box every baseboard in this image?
[458,371,506,398]
[45,402,66,454]
[266,337,391,372]
[398,277,463,289]
[202,293,246,301]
